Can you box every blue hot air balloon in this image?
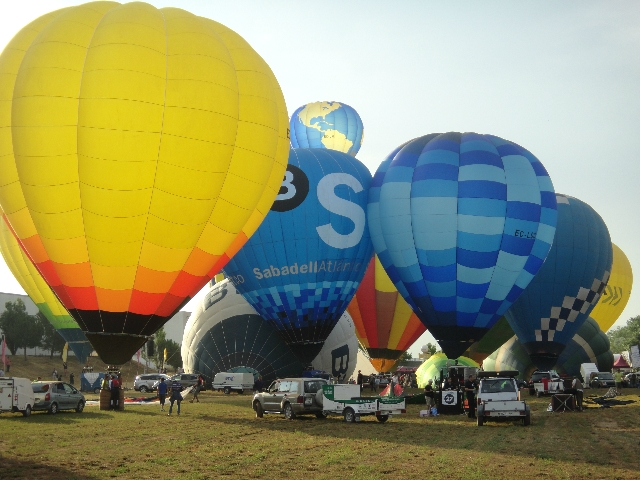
[368,132,557,358]
[223,149,373,362]
[504,194,613,369]
[290,102,364,157]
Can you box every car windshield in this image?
[481,379,516,393]
[304,381,325,393]
[32,384,49,393]
[277,381,299,392]
[531,373,550,382]
[598,373,614,380]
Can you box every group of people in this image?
[355,370,417,392]
[156,374,205,416]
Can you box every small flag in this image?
[163,348,167,362]
[136,349,141,363]
[62,343,68,363]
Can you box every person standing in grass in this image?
[190,374,204,403]
[168,378,182,416]
[5,356,10,373]
[424,380,434,410]
[110,374,121,410]
[157,377,168,412]
[464,374,477,419]
[571,376,584,411]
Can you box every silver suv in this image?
[31,381,86,414]
[252,378,327,420]
[134,374,170,392]
[151,374,201,391]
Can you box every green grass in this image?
[1,386,639,479]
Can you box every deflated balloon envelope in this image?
[0,2,289,364]
[181,279,358,384]
[290,101,364,157]
[0,209,93,364]
[347,255,426,372]
[368,132,557,358]
[504,194,613,370]
[415,353,479,388]
[223,148,373,363]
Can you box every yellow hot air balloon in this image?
[590,243,633,332]
[0,2,289,364]
[0,209,93,363]
[347,256,426,372]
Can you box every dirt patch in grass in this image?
[1,388,639,479]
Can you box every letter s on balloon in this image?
[315,173,365,249]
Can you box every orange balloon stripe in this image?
[356,258,379,347]
[395,313,426,352]
[128,290,165,316]
[169,270,207,298]
[64,285,99,310]
[346,296,369,346]
[95,287,132,312]
[133,266,179,294]
[183,247,217,277]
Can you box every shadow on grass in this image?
[0,456,97,480]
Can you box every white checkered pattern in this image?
[535,271,610,342]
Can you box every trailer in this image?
[0,377,35,417]
[321,384,406,423]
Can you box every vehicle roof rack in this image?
[477,370,519,379]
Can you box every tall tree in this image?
[607,315,640,353]
[37,312,66,359]
[425,343,438,356]
[151,327,183,371]
[0,300,43,358]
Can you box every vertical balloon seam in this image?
[6,7,94,334]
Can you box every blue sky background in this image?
[1,1,638,356]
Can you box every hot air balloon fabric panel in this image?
[505,194,612,365]
[415,353,479,388]
[0,2,289,363]
[555,317,613,376]
[290,102,364,157]
[182,280,305,385]
[0,210,93,363]
[223,148,373,352]
[482,336,533,381]
[590,243,633,333]
[368,132,557,357]
[347,255,426,372]
[464,316,515,364]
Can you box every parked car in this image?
[134,374,170,393]
[31,381,85,414]
[152,374,201,391]
[590,372,615,388]
[527,371,561,395]
[253,378,328,419]
[477,371,530,427]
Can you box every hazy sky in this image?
[0,1,638,357]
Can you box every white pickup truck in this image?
[476,371,530,427]
[320,384,406,423]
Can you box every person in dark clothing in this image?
[253,376,264,393]
[356,370,363,386]
[369,375,376,392]
[424,380,435,410]
[110,374,120,410]
[190,375,204,403]
[465,374,476,419]
[157,377,168,412]
[69,372,75,385]
[168,378,182,416]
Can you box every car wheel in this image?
[223,387,231,395]
[536,391,541,398]
[283,403,296,420]
[254,401,264,418]
[140,386,148,393]
[523,406,531,426]
[238,389,244,395]
[76,401,85,413]
[49,403,58,415]
[315,411,327,419]
[343,407,356,423]
[477,406,484,426]
[376,414,389,423]
[94,387,101,394]
[22,405,31,417]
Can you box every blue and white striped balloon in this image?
[368,132,557,358]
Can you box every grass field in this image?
[2,357,639,479]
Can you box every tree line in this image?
[141,326,183,370]
[606,315,640,354]
[0,299,66,359]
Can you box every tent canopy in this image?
[613,356,630,368]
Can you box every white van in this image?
[0,377,35,417]
[580,363,599,387]
[212,372,254,394]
